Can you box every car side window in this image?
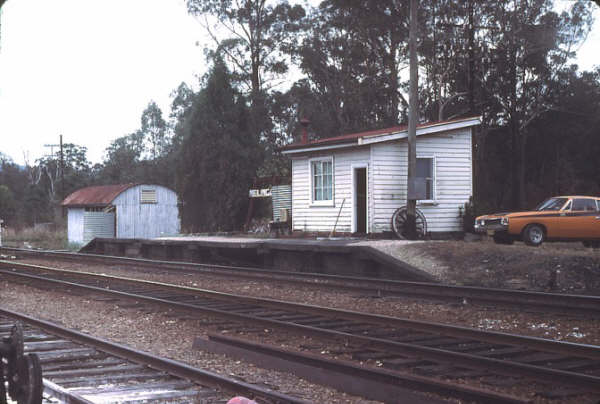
[572,198,597,211]
[563,200,572,211]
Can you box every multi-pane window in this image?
[311,159,333,202]
[416,157,434,200]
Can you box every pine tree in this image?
[176,59,262,232]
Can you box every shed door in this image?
[353,167,368,233]
[83,212,115,243]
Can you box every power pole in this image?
[467,0,475,114]
[43,134,65,199]
[60,134,64,201]
[406,0,419,239]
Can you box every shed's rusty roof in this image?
[61,184,138,207]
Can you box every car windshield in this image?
[536,197,568,211]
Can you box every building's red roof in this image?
[281,116,480,151]
[61,184,138,207]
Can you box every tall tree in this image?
[176,59,262,232]
[98,132,145,184]
[291,0,409,137]
[186,0,306,95]
[479,0,593,208]
[140,101,168,160]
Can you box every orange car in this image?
[474,196,600,246]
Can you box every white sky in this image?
[0,0,598,166]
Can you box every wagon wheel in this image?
[15,354,43,404]
[391,206,427,239]
[7,323,24,400]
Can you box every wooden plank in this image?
[67,380,195,395]
[42,357,127,372]
[80,389,201,403]
[43,364,146,378]
[50,371,168,387]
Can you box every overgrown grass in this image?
[1,226,70,250]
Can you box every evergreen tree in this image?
[176,59,262,232]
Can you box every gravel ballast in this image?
[1,281,384,404]
[16,257,600,346]
[2,256,600,403]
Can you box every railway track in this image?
[0,308,309,403]
[2,246,599,316]
[1,260,600,403]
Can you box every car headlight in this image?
[500,217,509,226]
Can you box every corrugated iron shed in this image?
[61,184,138,207]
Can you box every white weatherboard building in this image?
[62,184,180,244]
[281,116,481,235]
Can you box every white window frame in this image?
[416,156,436,204]
[309,156,335,207]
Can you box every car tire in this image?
[493,233,514,245]
[523,224,544,247]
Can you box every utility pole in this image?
[406,0,419,240]
[467,0,475,114]
[44,134,65,199]
[60,134,64,201]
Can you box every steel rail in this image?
[2,246,599,316]
[0,307,311,404]
[2,260,599,360]
[1,261,600,394]
[198,333,528,404]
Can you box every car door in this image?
[559,198,600,239]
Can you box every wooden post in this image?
[406,0,419,239]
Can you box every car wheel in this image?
[523,224,544,247]
[493,233,514,245]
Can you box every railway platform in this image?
[79,236,435,282]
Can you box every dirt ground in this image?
[385,237,600,294]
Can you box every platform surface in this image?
[156,235,423,264]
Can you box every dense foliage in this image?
[176,60,261,232]
[1,0,599,231]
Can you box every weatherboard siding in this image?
[292,148,371,233]
[371,128,472,233]
[112,184,180,239]
[290,128,472,234]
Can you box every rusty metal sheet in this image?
[61,184,138,207]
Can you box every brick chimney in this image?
[300,117,310,144]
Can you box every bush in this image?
[1,226,67,250]
[459,197,477,233]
